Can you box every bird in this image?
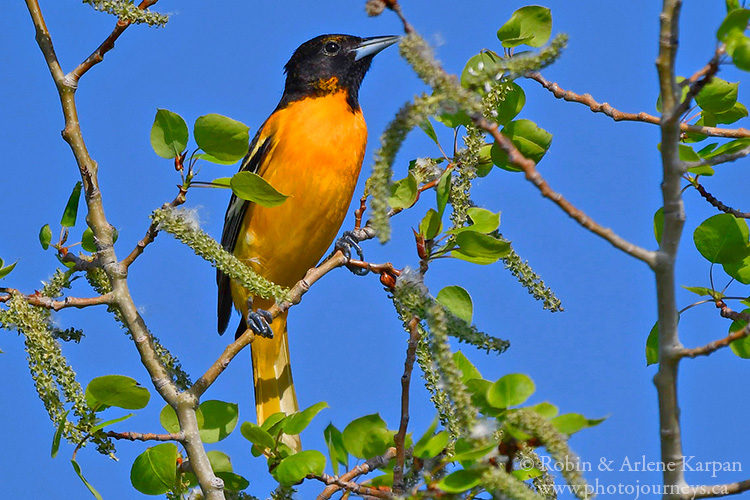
[217,34,399,444]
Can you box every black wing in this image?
[217,129,273,335]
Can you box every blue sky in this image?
[1,1,749,498]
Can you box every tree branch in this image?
[106,430,184,442]
[676,45,725,117]
[310,474,393,499]
[686,479,750,498]
[474,116,656,267]
[0,289,113,311]
[527,71,750,139]
[23,2,222,498]
[122,185,188,268]
[67,0,159,84]
[685,144,750,169]
[393,317,420,493]
[691,180,750,218]
[317,447,398,500]
[654,1,689,496]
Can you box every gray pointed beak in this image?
[353,35,401,61]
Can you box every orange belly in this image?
[231,92,367,313]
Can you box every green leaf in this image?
[696,78,738,113]
[436,170,451,216]
[194,153,241,165]
[490,119,552,172]
[150,109,188,159]
[39,224,52,250]
[452,438,498,463]
[436,286,473,323]
[437,468,483,493]
[513,467,543,481]
[51,410,70,458]
[730,34,750,71]
[194,114,249,162]
[703,102,748,125]
[240,421,275,451]
[646,322,659,366]
[282,401,328,435]
[273,450,326,486]
[198,400,239,443]
[81,228,96,253]
[453,351,482,382]
[497,6,552,48]
[465,378,498,416]
[727,0,741,12]
[90,413,134,434]
[465,207,501,233]
[261,412,287,432]
[436,108,472,128]
[654,207,664,244]
[729,308,750,358]
[388,173,418,210]
[550,413,603,435]
[496,82,526,125]
[419,209,442,240]
[413,430,449,459]
[476,144,493,177]
[209,177,232,188]
[530,401,559,419]
[85,375,150,410]
[717,9,750,41]
[682,286,721,299]
[324,423,348,476]
[452,231,510,265]
[230,171,289,207]
[693,214,750,264]
[369,472,394,487]
[0,261,17,280]
[724,255,750,284]
[130,443,177,495]
[61,181,82,228]
[704,138,750,158]
[71,460,103,500]
[460,51,502,90]
[217,471,249,492]
[418,118,439,144]
[207,450,233,474]
[342,414,392,459]
[486,373,535,408]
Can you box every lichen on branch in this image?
[82,0,169,26]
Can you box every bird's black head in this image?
[279,34,399,111]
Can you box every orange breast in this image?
[231,92,367,312]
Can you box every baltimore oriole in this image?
[216,34,399,441]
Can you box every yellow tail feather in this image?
[251,311,301,450]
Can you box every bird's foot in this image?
[246,308,274,339]
[335,230,369,276]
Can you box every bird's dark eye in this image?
[323,41,340,55]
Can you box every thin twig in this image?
[684,144,750,169]
[393,317,420,493]
[317,447,398,500]
[686,479,750,498]
[67,0,159,84]
[474,116,656,267]
[309,474,393,499]
[690,180,750,218]
[676,45,725,117]
[0,289,113,311]
[527,72,750,139]
[681,302,750,358]
[122,185,188,268]
[106,430,184,442]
